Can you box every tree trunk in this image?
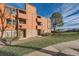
[53,28,56,35]
[0,29,4,38]
[0,30,8,45]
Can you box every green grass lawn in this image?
[0,32,79,56]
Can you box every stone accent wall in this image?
[0,29,38,39]
[0,30,17,38]
[26,29,38,38]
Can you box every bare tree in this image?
[0,8,8,44]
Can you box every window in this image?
[6,19,12,25]
[5,6,17,15]
[13,20,16,25]
[11,9,17,15]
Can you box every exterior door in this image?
[37,29,41,35]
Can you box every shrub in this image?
[41,33,51,36]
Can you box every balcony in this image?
[36,16,42,22]
[36,25,42,29]
[5,13,16,19]
[19,24,27,29]
[18,13,26,19]
[5,6,17,19]
[36,18,42,22]
[18,9,26,19]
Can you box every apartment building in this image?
[0,3,51,39]
[36,16,51,35]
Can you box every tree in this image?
[50,12,63,34]
[0,7,19,45]
[0,8,9,45]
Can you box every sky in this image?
[7,3,79,29]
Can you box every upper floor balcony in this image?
[19,24,27,29]
[4,5,17,19]
[36,25,42,29]
[36,16,42,22]
[5,13,16,19]
[18,9,26,19]
[36,18,42,22]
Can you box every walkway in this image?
[25,40,79,56]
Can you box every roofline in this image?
[5,4,17,10]
[27,3,36,8]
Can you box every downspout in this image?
[16,8,19,37]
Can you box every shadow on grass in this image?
[0,50,17,56]
[71,48,79,52]
[7,45,72,56]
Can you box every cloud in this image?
[62,4,79,18]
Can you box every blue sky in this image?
[7,3,79,29]
[7,3,62,17]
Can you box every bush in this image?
[41,33,51,36]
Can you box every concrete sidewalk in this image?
[26,46,59,56]
[25,40,79,56]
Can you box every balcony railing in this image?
[5,13,16,19]
[36,25,42,29]
[18,13,26,19]
[19,24,27,29]
[36,18,42,22]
